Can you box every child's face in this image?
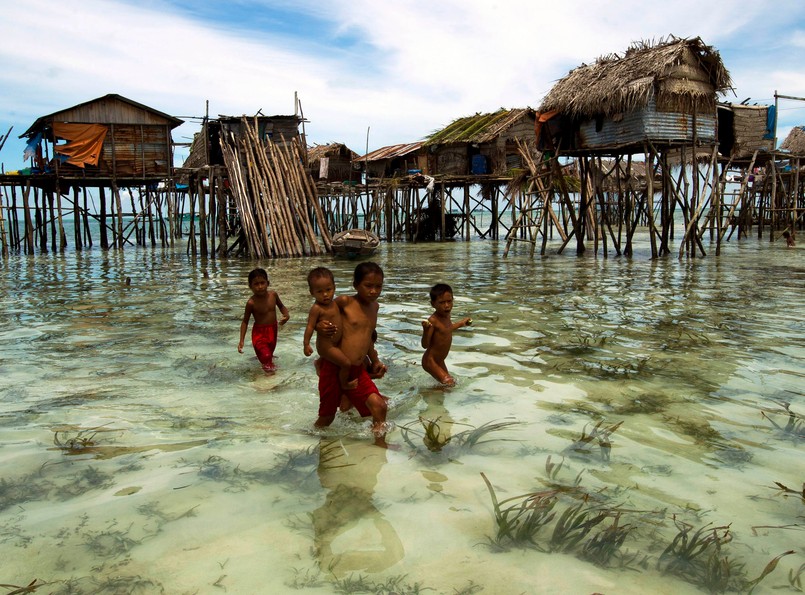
[354,272,383,303]
[309,276,335,305]
[432,291,453,315]
[249,277,269,295]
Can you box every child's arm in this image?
[367,346,387,379]
[275,293,290,326]
[303,307,318,357]
[421,318,435,349]
[451,317,472,332]
[238,300,253,353]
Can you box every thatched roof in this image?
[539,36,732,119]
[425,108,534,145]
[357,142,424,162]
[781,126,805,155]
[307,143,359,162]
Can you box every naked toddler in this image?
[421,283,471,386]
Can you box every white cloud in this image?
[1,0,805,168]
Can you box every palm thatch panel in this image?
[718,103,775,160]
[539,36,732,119]
[781,126,805,156]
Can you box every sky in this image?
[1,0,805,170]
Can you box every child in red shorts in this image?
[237,268,290,372]
[314,262,392,447]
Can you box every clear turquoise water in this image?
[0,235,803,594]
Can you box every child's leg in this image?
[422,352,455,386]
[365,391,396,449]
[320,345,358,390]
[252,323,278,372]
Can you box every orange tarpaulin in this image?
[53,122,108,167]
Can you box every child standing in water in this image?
[315,262,391,446]
[421,283,472,387]
[238,268,290,372]
[303,267,357,390]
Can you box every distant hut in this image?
[538,36,732,155]
[717,102,776,162]
[183,114,302,169]
[20,93,182,180]
[780,126,805,156]
[357,142,426,179]
[308,143,360,183]
[425,108,537,176]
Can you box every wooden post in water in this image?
[112,182,124,249]
[198,174,208,258]
[20,183,32,254]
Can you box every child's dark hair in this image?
[430,283,452,302]
[353,261,384,285]
[248,268,269,284]
[307,266,334,288]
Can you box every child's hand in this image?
[422,320,432,330]
[316,320,337,336]
[369,360,387,379]
[464,317,472,327]
[280,313,290,326]
[238,341,244,353]
[304,344,313,357]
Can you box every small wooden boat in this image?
[331,229,380,258]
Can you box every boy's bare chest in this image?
[342,301,376,329]
[252,294,276,315]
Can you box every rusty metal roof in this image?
[355,141,424,162]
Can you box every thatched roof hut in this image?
[307,143,360,182]
[538,36,732,155]
[780,126,805,156]
[424,108,537,175]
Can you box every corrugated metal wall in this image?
[578,99,716,152]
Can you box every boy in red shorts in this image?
[314,262,392,447]
[237,268,290,372]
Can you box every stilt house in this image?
[19,93,182,181]
[537,36,732,155]
[357,142,426,179]
[425,108,537,175]
[183,114,303,169]
[780,126,805,156]
[307,143,360,183]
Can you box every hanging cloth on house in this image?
[763,105,776,140]
[53,122,108,167]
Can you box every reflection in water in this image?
[312,438,403,577]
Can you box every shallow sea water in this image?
[0,234,803,594]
